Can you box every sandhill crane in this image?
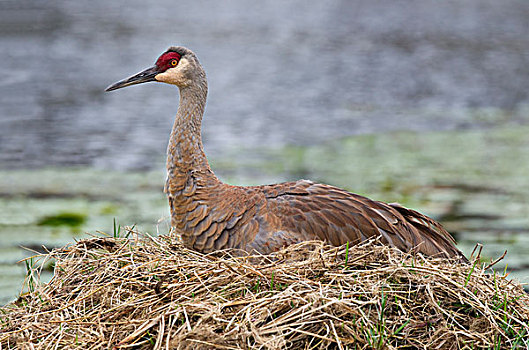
[106,46,467,262]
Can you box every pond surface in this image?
[1,0,529,304]
[1,0,529,169]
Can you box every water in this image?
[1,0,529,304]
[1,0,529,169]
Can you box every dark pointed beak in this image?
[105,66,159,92]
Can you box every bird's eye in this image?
[170,59,178,67]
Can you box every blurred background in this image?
[1,0,529,304]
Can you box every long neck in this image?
[166,78,220,193]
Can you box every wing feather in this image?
[256,180,466,262]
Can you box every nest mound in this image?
[1,232,528,349]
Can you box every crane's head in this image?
[105,46,203,91]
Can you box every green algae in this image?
[37,212,87,227]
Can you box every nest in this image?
[1,231,528,349]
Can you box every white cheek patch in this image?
[155,58,191,84]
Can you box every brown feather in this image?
[112,46,468,263]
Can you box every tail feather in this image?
[389,203,468,263]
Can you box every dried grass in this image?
[1,230,528,349]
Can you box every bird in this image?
[106,46,467,262]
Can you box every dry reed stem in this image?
[1,232,528,349]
